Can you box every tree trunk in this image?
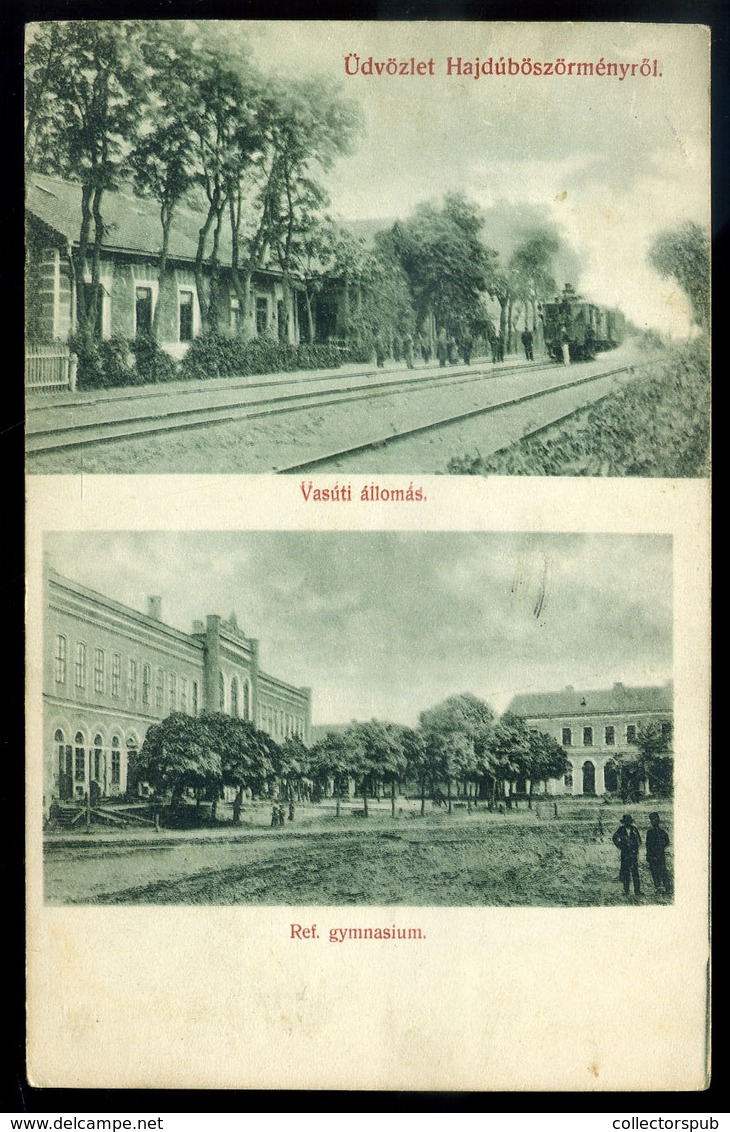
[391,779,396,818]
[420,775,426,816]
[154,206,173,341]
[362,780,369,818]
[447,779,452,814]
[233,786,243,824]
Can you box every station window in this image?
[94,648,105,694]
[583,726,593,746]
[111,653,121,697]
[231,677,239,718]
[192,681,199,716]
[179,290,194,342]
[169,672,177,711]
[604,725,615,746]
[142,663,151,706]
[155,668,164,709]
[564,771,573,789]
[180,677,188,714]
[75,642,87,688]
[128,659,138,701]
[219,672,225,713]
[243,681,250,721]
[255,297,268,336]
[626,724,637,743]
[135,286,153,337]
[561,727,572,747]
[55,635,67,684]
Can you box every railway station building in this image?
[507,683,673,796]
[26,174,305,359]
[43,567,312,811]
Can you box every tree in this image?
[526,730,570,802]
[344,720,405,817]
[487,711,532,806]
[648,221,710,330]
[130,24,201,339]
[636,720,674,797]
[26,21,149,346]
[133,712,221,806]
[261,77,362,342]
[277,735,309,802]
[419,694,495,812]
[508,228,560,346]
[308,731,352,811]
[197,713,274,821]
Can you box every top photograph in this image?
[25,21,710,477]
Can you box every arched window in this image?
[243,681,250,721]
[111,736,121,785]
[126,736,138,786]
[56,729,72,800]
[219,672,225,713]
[192,681,199,716]
[74,732,85,783]
[155,668,164,709]
[230,676,239,718]
[168,672,177,711]
[142,664,151,706]
[93,734,103,783]
[180,677,188,713]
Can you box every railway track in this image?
[25,353,633,464]
[276,363,635,473]
[25,357,557,457]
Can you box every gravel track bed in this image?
[27,346,639,475]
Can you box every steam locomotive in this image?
[542,284,625,362]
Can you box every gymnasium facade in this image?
[44,567,312,810]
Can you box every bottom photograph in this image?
[42,530,674,908]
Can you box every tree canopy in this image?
[648,221,710,330]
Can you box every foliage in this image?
[180,331,343,381]
[71,334,135,389]
[129,334,179,384]
[448,340,710,478]
[132,712,222,802]
[648,221,710,330]
[381,194,499,335]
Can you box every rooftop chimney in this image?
[148,596,162,621]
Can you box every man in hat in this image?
[612,814,642,896]
[646,812,672,894]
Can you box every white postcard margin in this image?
[25,474,710,1092]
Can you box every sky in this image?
[238,21,709,337]
[45,532,673,727]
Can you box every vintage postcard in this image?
[24,20,710,478]
[24,19,711,1093]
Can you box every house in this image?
[26,174,304,360]
[44,566,312,813]
[506,682,673,796]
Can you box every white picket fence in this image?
[25,344,76,393]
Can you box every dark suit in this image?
[646,825,671,892]
[612,824,642,893]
